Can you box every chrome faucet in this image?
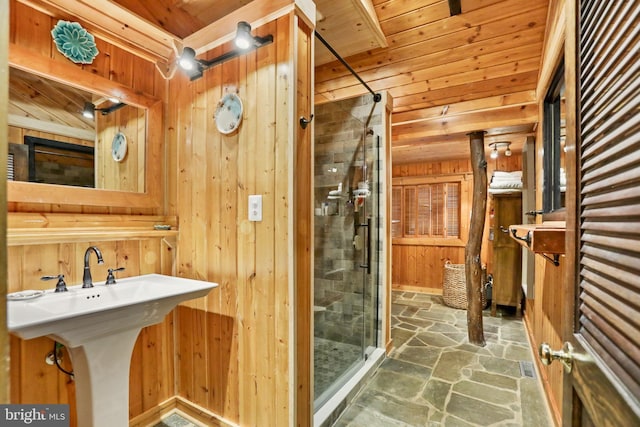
[82,246,104,288]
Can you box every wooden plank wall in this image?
[96,105,146,192]
[7,1,174,425]
[7,230,176,427]
[1,0,9,405]
[391,154,522,293]
[525,0,566,424]
[8,0,166,215]
[168,13,312,426]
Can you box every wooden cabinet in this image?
[491,193,522,315]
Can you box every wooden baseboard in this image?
[392,284,443,295]
[129,397,177,427]
[128,396,237,427]
[522,315,561,427]
[174,396,238,427]
[385,338,394,354]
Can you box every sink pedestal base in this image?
[8,275,218,427]
[61,328,142,427]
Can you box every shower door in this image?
[313,114,381,409]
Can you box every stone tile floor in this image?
[334,291,553,427]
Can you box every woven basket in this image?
[442,262,487,309]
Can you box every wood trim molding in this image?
[129,397,177,427]
[392,238,465,247]
[129,396,238,427]
[184,0,310,55]
[174,397,238,427]
[8,45,164,209]
[7,213,177,228]
[9,44,159,108]
[17,0,179,62]
[7,213,178,245]
[393,172,472,185]
[8,227,178,246]
[1,0,9,406]
[392,284,443,295]
[351,0,387,48]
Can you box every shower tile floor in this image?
[334,291,553,427]
[315,337,363,398]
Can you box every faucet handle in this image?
[105,267,126,285]
[41,274,67,293]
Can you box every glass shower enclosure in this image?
[313,97,382,409]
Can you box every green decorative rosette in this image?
[51,20,99,64]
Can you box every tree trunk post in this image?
[466,131,487,346]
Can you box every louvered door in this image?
[561,0,640,425]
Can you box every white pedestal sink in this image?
[7,274,217,427]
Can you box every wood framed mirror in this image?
[7,44,163,209]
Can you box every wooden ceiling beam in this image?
[392,91,537,126]
[392,127,535,164]
[8,114,95,141]
[184,0,316,56]
[393,128,535,148]
[392,104,538,142]
[315,0,387,65]
[393,71,539,110]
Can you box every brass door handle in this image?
[539,342,573,373]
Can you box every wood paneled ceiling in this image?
[19,0,550,164]
[315,0,549,163]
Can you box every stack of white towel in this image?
[489,170,522,194]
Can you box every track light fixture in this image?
[234,21,253,49]
[82,102,95,119]
[488,141,512,159]
[178,47,197,71]
[178,22,274,81]
[82,101,127,119]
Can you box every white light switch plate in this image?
[249,195,262,221]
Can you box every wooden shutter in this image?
[403,186,416,236]
[579,0,640,400]
[8,153,14,181]
[392,186,402,238]
[431,183,444,237]
[446,183,460,237]
[417,185,431,235]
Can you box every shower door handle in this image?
[359,217,372,274]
